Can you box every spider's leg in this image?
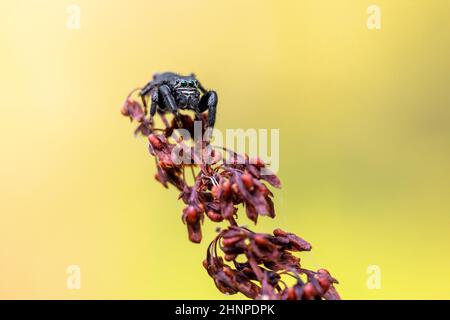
[140,95,148,116]
[159,84,181,125]
[150,88,158,117]
[198,90,218,128]
[140,81,156,116]
[140,81,154,97]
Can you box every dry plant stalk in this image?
[121,96,340,300]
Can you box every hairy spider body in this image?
[140,72,218,128]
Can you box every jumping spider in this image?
[140,72,218,128]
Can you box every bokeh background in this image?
[1,0,449,299]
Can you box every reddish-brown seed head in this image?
[317,268,330,276]
[253,234,269,247]
[222,180,231,198]
[207,211,223,222]
[185,206,198,224]
[317,276,330,292]
[302,283,317,299]
[287,287,297,300]
[273,228,288,237]
[148,134,163,149]
[120,101,130,116]
[241,173,254,191]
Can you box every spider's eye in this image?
[181,80,187,87]
[188,80,195,87]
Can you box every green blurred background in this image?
[0,0,449,299]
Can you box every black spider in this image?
[140,72,218,128]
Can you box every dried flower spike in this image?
[122,90,340,300]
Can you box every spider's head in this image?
[171,76,200,110]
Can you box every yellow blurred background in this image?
[0,0,449,299]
